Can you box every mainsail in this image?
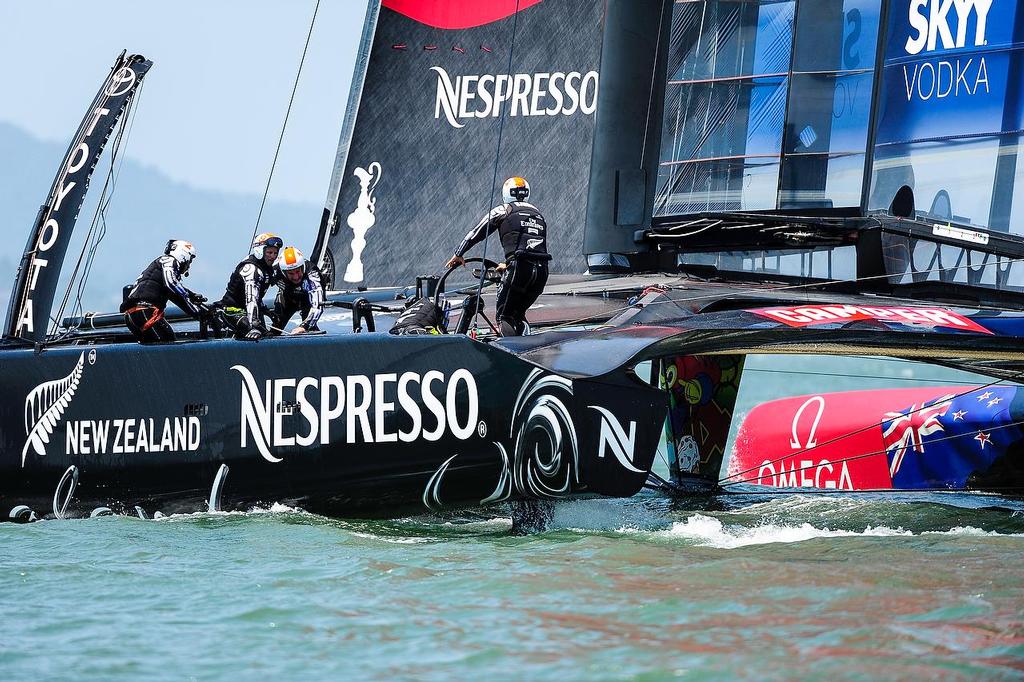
[319,0,605,287]
[3,52,152,343]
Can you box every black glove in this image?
[188,291,208,304]
[244,328,264,341]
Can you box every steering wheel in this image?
[435,257,500,307]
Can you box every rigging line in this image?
[72,79,147,325]
[719,370,1024,485]
[67,78,144,325]
[742,367,1007,386]
[719,415,1024,490]
[541,252,1024,333]
[250,0,321,248]
[470,0,521,331]
[52,89,138,334]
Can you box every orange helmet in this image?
[502,176,530,203]
[278,246,306,272]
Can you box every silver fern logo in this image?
[22,352,86,465]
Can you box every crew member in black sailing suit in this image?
[271,246,325,334]
[218,232,283,340]
[121,239,208,343]
[446,176,551,336]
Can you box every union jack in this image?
[881,395,954,476]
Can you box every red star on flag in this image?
[974,431,992,449]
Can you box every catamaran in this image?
[3,0,1024,522]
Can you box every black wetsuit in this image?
[121,256,203,343]
[271,263,325,333]
[218,255,277,336]
[455,201,550,336]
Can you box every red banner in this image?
[749,304,993,335]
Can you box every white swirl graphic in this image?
[419,370,580,512]
[509,370,579,499]
[422,454,458,513]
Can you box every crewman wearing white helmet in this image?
[445,176,551,336]
[120,239,209,343]
[217,232,283,340]
[271,246,324,335]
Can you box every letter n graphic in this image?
[588,405,643,473]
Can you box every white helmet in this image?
[165,239,197,271]
[277,246,306,272]
[251,232,284,259]
[502,176,530,204]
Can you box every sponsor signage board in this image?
[875,0,1022,145]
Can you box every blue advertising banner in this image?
[875,0,1023,145]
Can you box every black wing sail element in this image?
[3,52,152,343]
[320,0,604,287]
[22,352,85,465]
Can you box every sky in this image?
[0,0,372,205]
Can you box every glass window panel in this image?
[792,0,881,73]
[784,71,873,155]
[868,137,1024,233]
[661,76,788,164]
[655,157,781,215]
[779,152,866,209]
[667,0,795,82]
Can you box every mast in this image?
[3,52,152,343]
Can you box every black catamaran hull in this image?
[0,334,665,519]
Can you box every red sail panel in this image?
[382,0,545,29]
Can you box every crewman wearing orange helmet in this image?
[272,246,324,335]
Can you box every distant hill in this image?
[0,122,323,324]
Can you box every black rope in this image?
[75,80,145,320]
[52,79,145,335]
[250,0,321,247]
[469,0,521,332]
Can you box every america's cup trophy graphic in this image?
[343,162,382,282]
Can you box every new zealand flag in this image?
[881,386,1022,489]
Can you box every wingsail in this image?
[319,0,605,287]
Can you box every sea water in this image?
[1,495,1022,680]
[3,355,1024,679]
